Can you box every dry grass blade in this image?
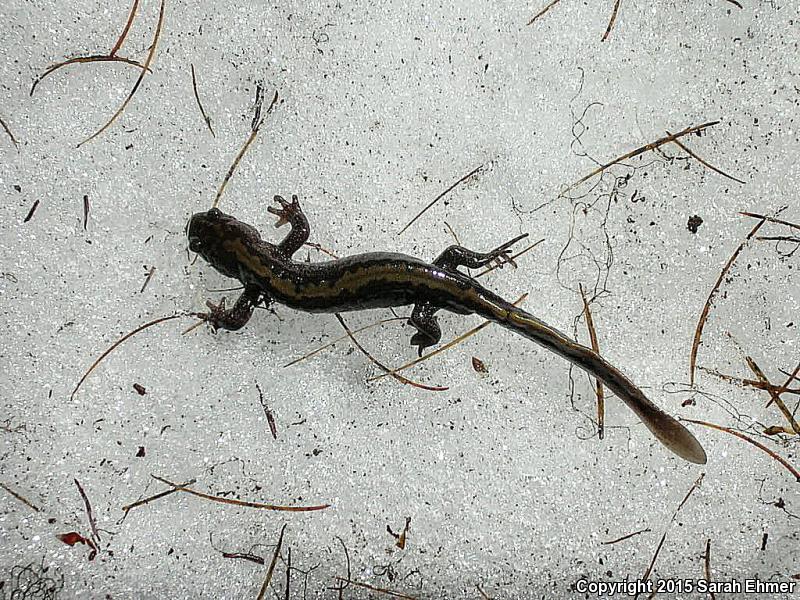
[71,313,185,399]
[527,0,564,25]
[368,294,527,383]
[398,164,484,235]
[110,0,140,56]
[284,317,406,368]
[74,479,101,544]
[688,217,766,385]
[681,419,800,481]
[0,115,19,148]
[601,0,623,41]
[564,121,719,193]
[335,314,448,391]
[151,476,331,511]
[30,56,151,97]
[637,474,704,597]
[333,577,417,599]
[0,482,40,512]
[190,63,215,137]
[745,358,800,433]
[212,90,279,209]
[579,283,605,439]
[666,131,745,184]
[255,525,286,600]
[740,211,800,232]
[704,539,716,600]
[77,0,166,147]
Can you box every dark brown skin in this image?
[187,196,707,465]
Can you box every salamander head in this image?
[187,208,262,278]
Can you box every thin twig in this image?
[77,0,167,147]
[722,0,743,8]
[150,475,330,511]
[333,577,417,600]
[681,419,800,481]
[689,217,766,385]
[601,527,651,545]
[212,90,279,209]
[23,201,40,223]
[666,131,746,184]
[739,211,800,232]
[335,314,448,391]
[0,114,19,149]
[255,525,286,600]
[527,0,564,25]
[398,164,484,235]
[745,358,800,433]
[476,584,492,599]
[110,0,140,57]
[579,283,604,439]
[601,0,623,41]
[0,482,41,512]
[71,313,187,399]
[190,63,215,137]
[564,121,719,193]
[698,366,800,396]
[368,294,527,383]
[637,475,704,598]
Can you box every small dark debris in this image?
[135,446,145,458]
[13,184,21,193]
[472,356,488,373]
[687,215,703,234]
[23,200,40,223]
[760,532,768,550]
[133,383,146,395]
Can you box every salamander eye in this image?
[207,208,222,219]
[189,239,203,253]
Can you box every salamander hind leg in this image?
[408,302,442,356]
[433,233,528,273]
[268,194,310,258]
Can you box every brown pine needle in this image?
[704,539,716,600]
[564,121,720,193]
[121,478,195,518]
[77,0,166,147]
[212,90,279,209]
[0,115,19,149]
[368,294,527,383]
[398,164,484,235]
[110,0,140,57]
[190,63,215,137]
[256,525,287,600]
[638,474,704,596]
[150,476,330,512]
[601,527,651,545]
[527,0,564,25]
[681,419,800,481]
[739,211,800,232]
[284,317,406,368]
[475,238,544,277]
[333,577,417,600]
[335,314,448,391]
[689,217,766,385]
[745,358,800,433]
[71,313,186,400]
[579,284,605,439]
[0,482,41,512]
[30,55,151,97]
[666,131,746,184]
[601,0,623,41]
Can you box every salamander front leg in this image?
[408,302,442,356]
[268,194,310,258]
[198,285,267,331]
[433,233,528,273]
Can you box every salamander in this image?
[187,195,707,465]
